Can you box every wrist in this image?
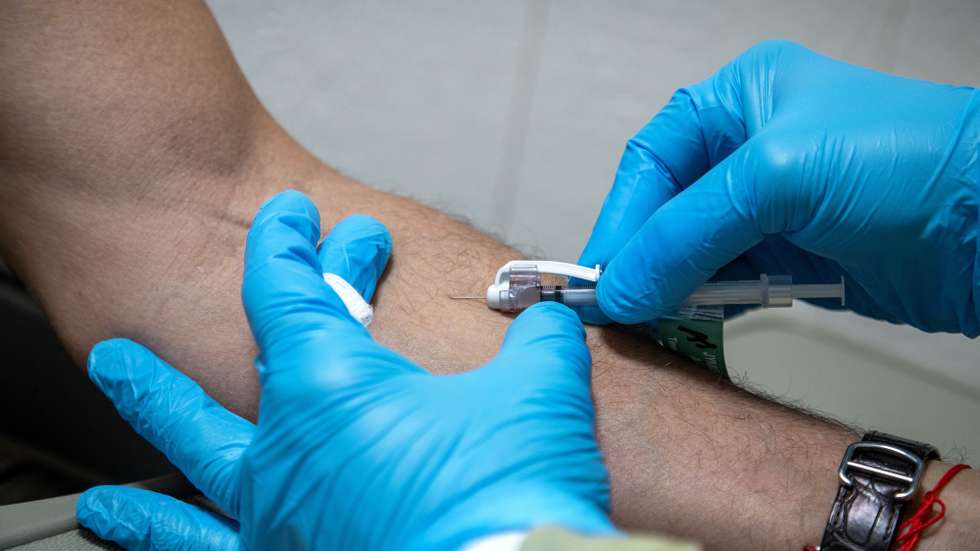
[813,432,978,551]
[912,461,980,550]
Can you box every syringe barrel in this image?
[550,274,842,310]
[684,274,794,307]
[684,279,768,306]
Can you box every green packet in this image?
[633,306,728,379]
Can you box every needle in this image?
[449,295,484,300]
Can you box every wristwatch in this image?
[818,431,938,551]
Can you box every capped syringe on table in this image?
[451,260,845,313]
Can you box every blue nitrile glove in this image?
[76,190,614,551]
[578,40,980,335]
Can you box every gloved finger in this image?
[577,64,747,325]
[88,339,253,518]
[596,140,769,323]
[491,302,592,393]
[243,190,371,360]
[317,214,391,302]
[77,486,240,551]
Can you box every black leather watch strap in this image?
[818,431,938,551]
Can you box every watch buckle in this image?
[837,442,924,501]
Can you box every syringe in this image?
[453,260,845,312]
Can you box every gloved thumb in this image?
[492,302,593,394]
[597,143,766,323]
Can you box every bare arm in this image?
[0,2,976,549]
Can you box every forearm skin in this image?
[1,2,976,549]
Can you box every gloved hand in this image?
[579,40,980,336]
[76,190,614,550]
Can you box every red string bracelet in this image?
[894,463,971,551]
[803,463,971,551]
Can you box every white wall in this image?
[208,0,980,461]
